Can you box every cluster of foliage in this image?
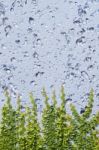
[0,86,99,150]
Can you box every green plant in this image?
[25,93,41,150]
[0,91,17,150]
[0,87,98,150]
[41,88,58,150]
[15,95,26,150]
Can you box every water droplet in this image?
[78,6,86,16]
[80,108,85,114]
[30,80,35,85]
[10,57,16,62]
[27,28,33,33]
[76,36,85,44]
[23,51,29,57]
[29,17,34,24]
[15,39,20,44]
[33,51,39,59]
[21,80,25,84]
[32,0,37,4]
[35,71,44,77]
[2,17,8,25]
[4,25,12,36]
[33,33,38,37]
[87,27,94,31]
[1,44,7,50]
[81,71,90,80]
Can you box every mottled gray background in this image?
[0,0,99,113]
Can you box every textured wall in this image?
[0,0,99,112]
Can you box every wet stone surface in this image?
[0,0,99,112]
